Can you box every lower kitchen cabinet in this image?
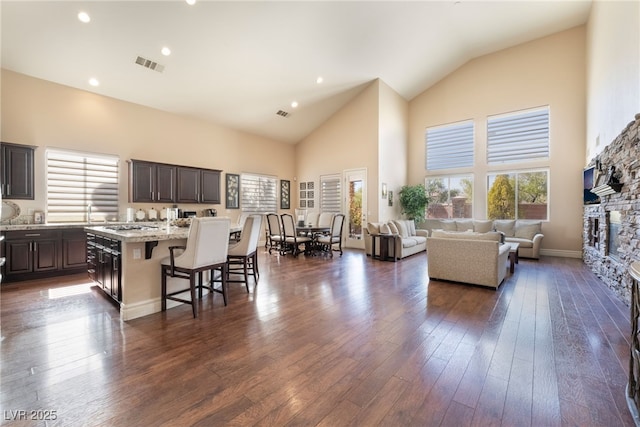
[2,228,87,283]
[86,233,121,303]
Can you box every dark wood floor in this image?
[0,248,635,426]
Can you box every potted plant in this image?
[399,184,429,224]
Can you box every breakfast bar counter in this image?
[84,223,241,321]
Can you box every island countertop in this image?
[85,224,190,243]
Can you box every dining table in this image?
[295,225,330,255]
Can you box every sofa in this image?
[364,219,427,259]
[420,219,544,259]
[427,230,511,288]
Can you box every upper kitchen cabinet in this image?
[1,142,35,200]
[176,167,221,204]
[200,169,221,204]
[129,159,220,204]
[129,160,176,203]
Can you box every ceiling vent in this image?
[276,110,290,118]
[135,56,165,73]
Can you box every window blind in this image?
[321,174,341,213]
[240,173,277,213]
[487,107,549,164]
[426,121,474,171]
[47,150,119,222]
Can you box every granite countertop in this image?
[0,221,164,232]
[86,224,190,243]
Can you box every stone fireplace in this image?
[583,114,640,305]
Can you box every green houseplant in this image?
[399,184,429,224]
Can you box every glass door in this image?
[344,169,366,249]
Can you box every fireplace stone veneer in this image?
[583,113,640,305]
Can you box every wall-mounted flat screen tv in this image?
[584,166,600,205]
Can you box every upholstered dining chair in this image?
[161,217,230,318]
[317,213,345,257]
[226,214,263,292]
[318,212,334,235]
[280,213,312,257]
[266,213,283,254]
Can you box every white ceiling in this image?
[1,1,592,144]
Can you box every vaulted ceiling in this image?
[1,1,592,144]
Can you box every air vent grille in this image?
[276,110,290,118]
[135,56,165,73]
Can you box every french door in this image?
[344,168,367,250]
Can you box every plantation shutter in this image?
[487,107,549,164]
[47,150,119,223]
[426,121,474,171]
[321,174,341,213]
[240,173,277,214]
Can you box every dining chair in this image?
[280,213,312,257]
[318,212,334,235]
[317,213,345,257]
[266,213,283,254]
[226,214,263,292]
[161,217,230,318]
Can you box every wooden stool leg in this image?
[161,265,167,311]
[190,272,197,318]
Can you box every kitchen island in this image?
[85,222,241,321]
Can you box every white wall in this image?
[408,27,587,256]
[1,70,296,222]
[586,0,640,161]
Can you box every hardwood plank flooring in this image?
[0,248,636,426]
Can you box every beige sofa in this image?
[427,230,510,288]
[420,218,544,259]
[364,219,427,259]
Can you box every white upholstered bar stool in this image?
[161,217,230,318]
[226,214,263,292]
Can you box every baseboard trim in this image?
[120,290,210,321]
[540,248,582,258]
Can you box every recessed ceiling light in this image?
[291,101,299,109]
[185,0,196,5]
[316,76,324,84]
[161,47,171,56]
[89,78,100,87]
[78,11,91,23]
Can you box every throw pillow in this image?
[441,220,457,231]
[380,223,391,234]
[407,220,416,236]
[387,221,399,235]
[367,222,380,235]
[515,221,542,240]
[494,220,516,237]
[455,219,474,232]
[393,220,408,238]
[473,220,493,233]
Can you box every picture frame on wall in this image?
[388,190,393,206]
[280,180,290,209]
[226,173,240,209]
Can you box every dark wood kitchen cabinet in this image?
[129,160,176,203]
[62,229,88,270]
[2,228,87,283]
[129,159,220,204]
[201,169,221,204]
[86,233,121,302]
[176,167,201,203]
[3,230,59,281]
[1,142,35,200]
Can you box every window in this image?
[487,107,549,164]
[426,120,474,171]
[425,175,473,219]
[487,170,548,220]
[47,149,119,222]
[240,173,277,214]
[320,174,341,213]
